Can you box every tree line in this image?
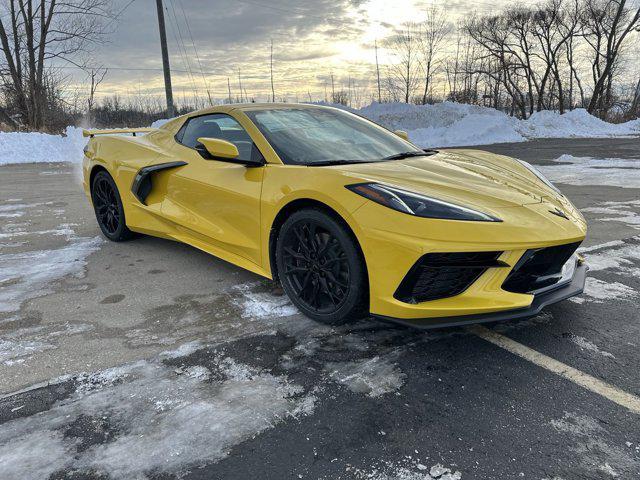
[378,0,640,120]
[0,0,639,132]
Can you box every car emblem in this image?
[549,207,569,220]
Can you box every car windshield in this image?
[244,107,422,165]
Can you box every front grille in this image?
[394,251,504,304]
[502,241,581,294]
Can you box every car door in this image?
[159,113,265,268]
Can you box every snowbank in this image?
[349,102,640,147]
[0,103,638,165]
[0,126,85,165]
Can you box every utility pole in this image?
[375,39,381,103]
[227,77,232,103]
[330,71,335,103]
[270,38,275,102]
[155,0,175,117]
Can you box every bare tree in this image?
[385,23,421,103]
[418,6,450,104]
[582,0,640,117]
[465,14,529,117]
[0,0,113,129]
[86,66,107,124]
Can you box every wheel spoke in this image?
[284,265,308,275]
[280,219,353,315]
[293,226,310,254]
[324,269,349,289]
[284,246,306,260]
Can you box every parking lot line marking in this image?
[469,325,640,415]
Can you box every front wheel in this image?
[91,170,134,242]
[275,209,368,325]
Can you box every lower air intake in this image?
[394,251,504,304]
[502,241,581,294]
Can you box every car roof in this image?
[159,103,340,132]
[202,102,329,113]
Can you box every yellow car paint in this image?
[82,103,587,324]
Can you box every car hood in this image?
[332,149,566,211]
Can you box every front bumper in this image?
[374,262,587,330]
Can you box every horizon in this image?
[58,0,558,107]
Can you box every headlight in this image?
[346,183,501,222]
[517,160,562,195]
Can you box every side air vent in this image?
[131,161,187,205]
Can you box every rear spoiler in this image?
[82,128,156,138]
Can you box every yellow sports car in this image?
[82,103,587,328]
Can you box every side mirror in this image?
[195,137,264,167]
[197,137,239,159]
[394,130,409,141]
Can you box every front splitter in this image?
[374,263,588,330]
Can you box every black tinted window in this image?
[179,114,254,161]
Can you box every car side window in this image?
[177,114,255,161]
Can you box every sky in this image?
[59,0,528,107]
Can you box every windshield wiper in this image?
[381,150,437,161]
[307,159,374,167]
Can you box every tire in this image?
[275,208,368,325]
[91,170,134,242]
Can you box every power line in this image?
[164,0,200,99]
[177,0,213,105]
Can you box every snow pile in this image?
[336,102,640,147]
[358,101,526,147]
[523,108,640,139]
[0,126,85,165]
[150,118,171,128]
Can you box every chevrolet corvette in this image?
[82,103,587,328]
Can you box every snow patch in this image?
[582,277,636,302]
[565,334,615,359]
[580,239,640,274]
[538,155,640,189]
[582,200,640,229]
[0,355,315,479]
[231,282,299,319]
[1,323,93,365]
[0,431,72,480]
[350,458,462,480]
[550,412,635,477]
[327,354,406,397]
[0,236,103,313]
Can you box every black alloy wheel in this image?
[276,208,368,324]
[91,170,134,241]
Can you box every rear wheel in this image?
[91,170,134,242]
[275,209,368,325]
